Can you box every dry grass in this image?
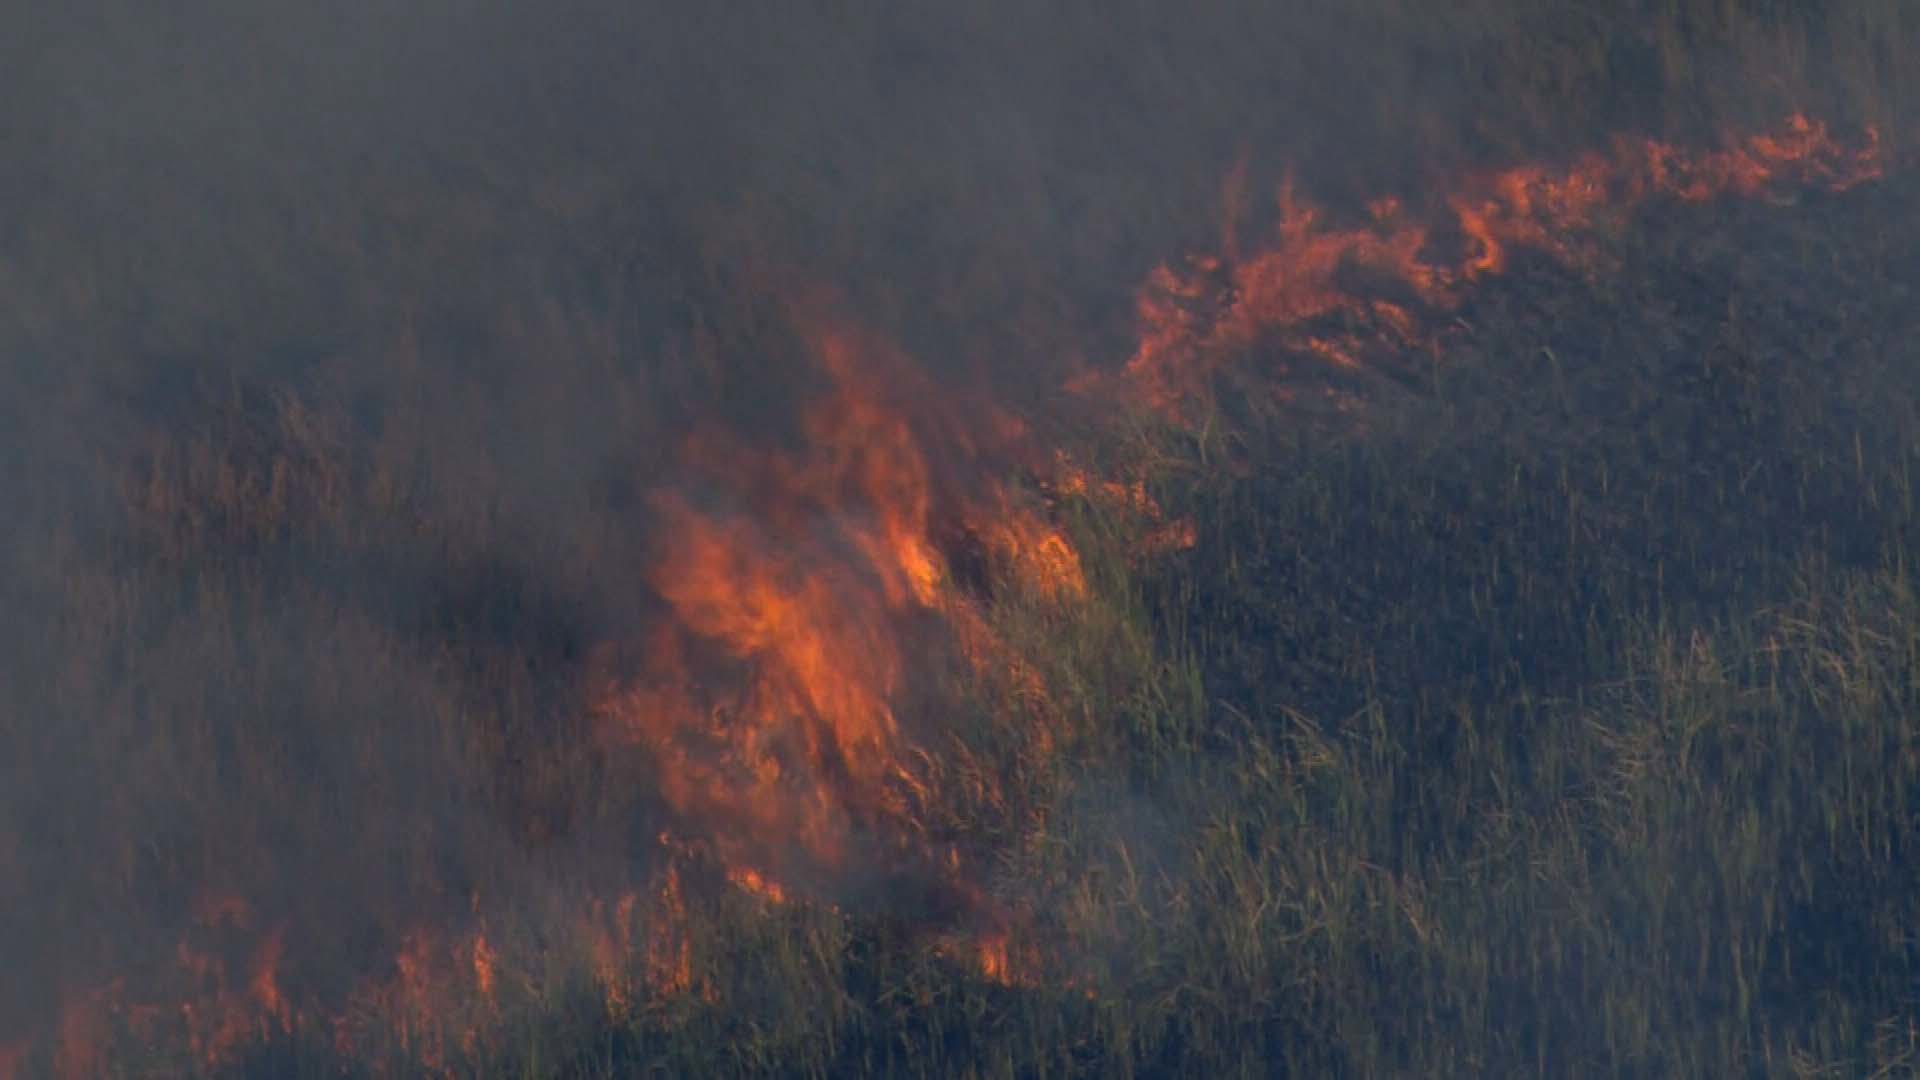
[4,2,1920,1076]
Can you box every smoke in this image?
[1,0,1911,1067]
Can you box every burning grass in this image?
[6,3,1920,1077]
[1096,114,1885,416]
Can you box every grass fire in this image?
[4,3,1920,1076]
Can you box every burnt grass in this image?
[7,3,1920,1078]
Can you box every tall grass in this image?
[5,2,1920,1076]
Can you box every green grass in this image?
[5,2,1920,1077]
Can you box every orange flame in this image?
[469,930,497,1001]
[726,866,790,905]
[21,111,1890,1074]
[1049,452,1198,559]
[593,301,1086,923]
[1108,114,1883,412]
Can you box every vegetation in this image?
[5,1,1920,1076]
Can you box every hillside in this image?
[4,3,1919,1076]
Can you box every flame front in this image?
[592,301,1086,957]
[17,111,1892,1075]
[1111,114,1883,412]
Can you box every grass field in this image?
[4,2,1920,1076]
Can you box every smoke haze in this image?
[3,2,1915,1073]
